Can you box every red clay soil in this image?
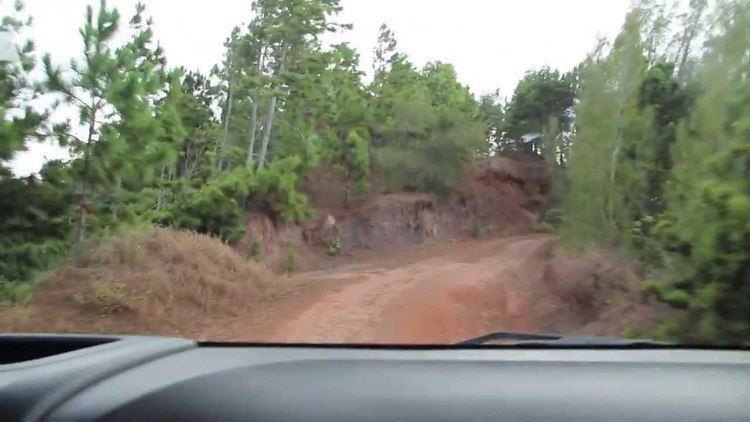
[259,235,544,344]
[253,234,663,344]
[0,230,665,343]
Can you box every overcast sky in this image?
[9,0,631,175]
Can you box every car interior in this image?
[2,334,749,421]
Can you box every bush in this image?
[73,282,130,314]
[157,158,311,243]
[649,144,750,343]
[340,131,371,201]
[0,238,70,283]
[374,111,484,198]
[254,156,311,222]
[249,237,262,261]
[282,248,298,275]
[326,237,342,256]
[0,281,33,305]
[156,168,252,243]
[0,168,74,284]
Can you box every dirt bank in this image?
[239,152,551,273]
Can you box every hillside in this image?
[0,229,306,340]
[0,153,670,342]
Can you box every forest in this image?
[0,0,748,344]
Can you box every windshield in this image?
[0,0,747,347]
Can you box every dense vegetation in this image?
[0,0,748,344]
[562,0,750,343]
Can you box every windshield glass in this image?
[0,0,748,346]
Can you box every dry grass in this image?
[0,228,291,339]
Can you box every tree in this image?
[478,90,505,151]
[339,130,370,205]
[0,161,73,283]
[648,0,750,343]
[43,1,121,249]
[502,67,575,152]
[673,0,708,82]
[636,61,690,214]
[0,0,43,161]
[44,1,184,248]
[372,23,401,78]
[229,0,347,170]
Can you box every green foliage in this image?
[282,248,298,275]
[254,156,311,222]
[0,162,74,283]
[641,1,750,344]
[326,237,342,256]
[562,0,750,344]
[0,280,33,305]
[561,7,655,246]
[340,130,370,201]
[158,157,310,242]
[249,237,262,261]
[156,167,253,243]
[73,282,130,314]
[371,57,486,196]
[0,0,44,161]
[478,91,505,151]
[501,67,575,152]
[620,325,640,339]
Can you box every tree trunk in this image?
[218,82,233,170]
[257,47,287,170]
[604,94,628,223]
[607,128,623,221]
[76,108,97,253]
[246,99,258,165]
[245,46,266,166]
[257,96,276,170]
[677,1,706,82]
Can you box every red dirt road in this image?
[262,235,555,344]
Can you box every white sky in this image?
[9,0,631,176]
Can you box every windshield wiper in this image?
[458,331,667,347]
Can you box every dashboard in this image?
[1,334,749,421]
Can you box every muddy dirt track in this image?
[0,229,652,341]
[260,234,557,344]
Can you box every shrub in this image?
[326,237,342,256]
[249,237,262,261]
[374,111,485,198]
[254,156,311,222]
[73,282,130,314]
[0,281,33,305]
[282,248,298,275]
[156,158,311,243]
[155,168,254,243]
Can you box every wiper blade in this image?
[458,331,667,347]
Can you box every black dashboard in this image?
[1,334,749,421]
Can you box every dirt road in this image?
[1,229,651,341]
[262,234,556,344]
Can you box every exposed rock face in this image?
[299,153,551,249]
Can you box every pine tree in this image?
[0,0,43,161]
[562,9,652,245]
[649,0,750,342]
[44,1,184,248]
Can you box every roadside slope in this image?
[0,228,299,340]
